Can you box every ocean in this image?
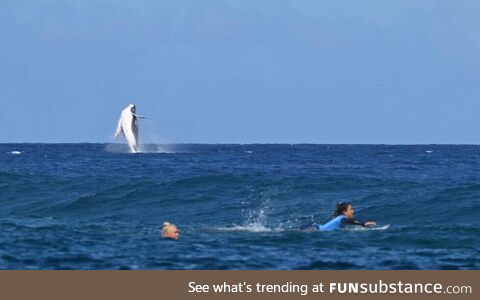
[0,144,479,270]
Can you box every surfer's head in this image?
[162,222,180,240]
[128,103,136,113]
[334,202,354,219]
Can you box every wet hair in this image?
[333,202,351,217]
[162,222,176,233]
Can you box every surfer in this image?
[300,202,376,231]
[162,222,180,240]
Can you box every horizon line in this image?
[1,142,479,146]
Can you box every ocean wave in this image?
[1,144,479,269]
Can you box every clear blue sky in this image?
[1,0,479,144]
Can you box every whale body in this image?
[114,104,144,153]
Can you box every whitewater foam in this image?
[215,224,284,233]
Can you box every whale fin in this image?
[114,117,122,138]
[132,113,146,119]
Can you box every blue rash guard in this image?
[318,215,345,231]
[300,215,366,231]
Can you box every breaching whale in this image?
[114,104,145,153]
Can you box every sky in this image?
[1,0,479,144]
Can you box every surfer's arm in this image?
[342,218,376,227]
[342,218,365,226]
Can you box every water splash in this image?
[104,143,129,153]
[215,224,277,233]
[104,143,177,154]
[138,144,176,153]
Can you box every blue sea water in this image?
[0,144,479,270]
